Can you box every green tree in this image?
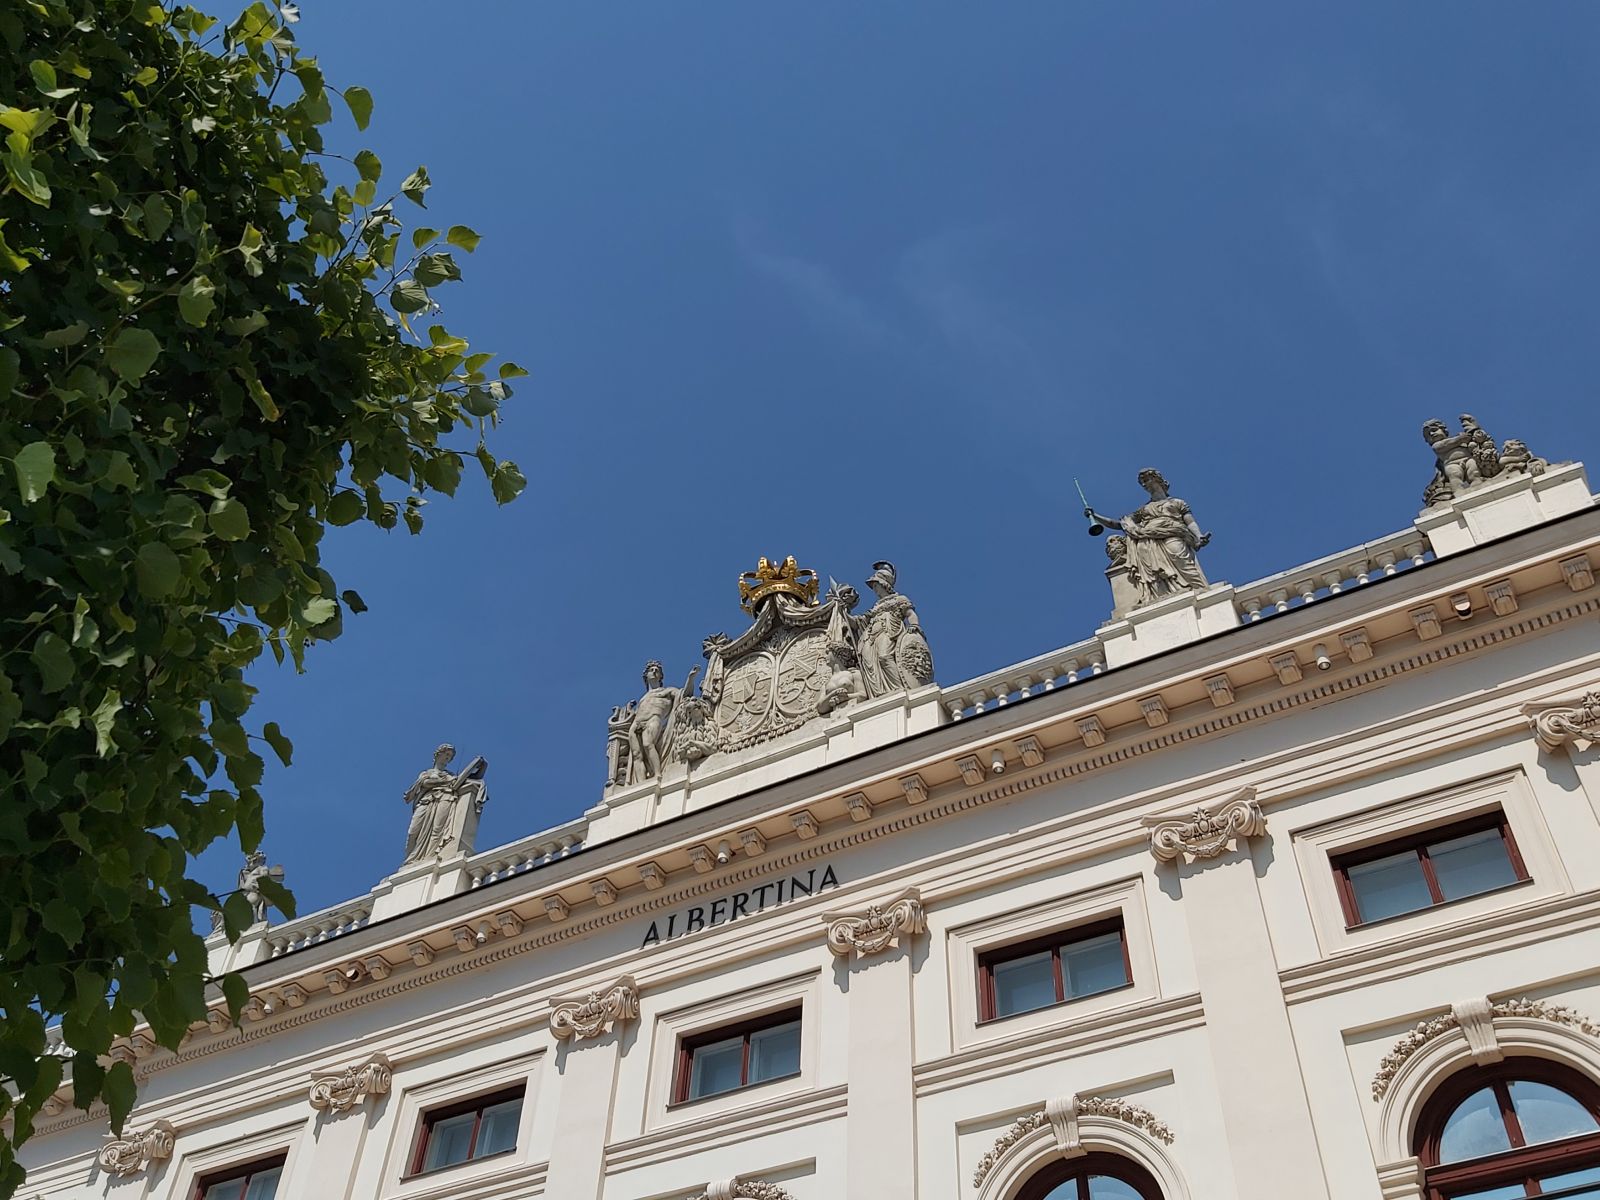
[0,1,526,1189]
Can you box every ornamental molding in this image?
[308,1051,392,1113]
[97,1118,175,1178]
[549,975,640,1041]
[689,1177,796,1200]
[36,590,1600,1134]
[1524,690,1600,752]
[1144,787,1264,864]
[822,887,926,958]
[1371,997,1600,1099]
[972,1094,1174,1189]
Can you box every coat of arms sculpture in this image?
[605,556,934,788]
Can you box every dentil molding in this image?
[549,975,640,1041]
[822,887,926,958]
[1525,690,1600,752]
[1143,786,1265,864]
[690,1177,796,1200]
[308,1051,393,1113]
[1372,997,1600,1099]
[972,1094,1174,1189]
[97,1118,175,1178]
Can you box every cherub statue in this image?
[212,849,285,931]
[1421,417,1487,503]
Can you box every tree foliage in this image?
[0,1,525,1189]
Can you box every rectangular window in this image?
[673,1008,802,1104]
[1332,812,1528,928]
[408,1085,525,1177]
[194,1158,285,1200]
[977,918,1131,1023]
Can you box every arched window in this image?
[1414,1059,1600,1198]
[1015,1153,1163,1200]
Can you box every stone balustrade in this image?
[465,817,589,889]
[266,901,374,958]
[1233,527,1431,623]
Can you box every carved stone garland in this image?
[549,975,640,1041]
[688,1178,797,1200]
[1371,998,1600,1100]
[972,1095,1175,1189]
[1144,786,1265,863]
[822,887,926,957]
[308,1051,393,1113]
[1525,691,1600,753]
[98,1119,176,1178]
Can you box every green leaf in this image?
[342,86,373,130]
[400,165,430,207]
[499,361,530,379]
[410,226,439,249]
[240,367,279,420]
[326,490,364,526]
[255,875,295,919]
[340,588,368,613]
[354,148,381,182]
[301,596,337,625]
[0,347,18,398]
[105,327,162,382]
[390,279,428,313]
[223,311,269,337]
[12,441,55,503]
[491,461,527,505]
[134,542,181,598]
[103,1061,137,1134]
[261,721,293,766]
[446,225,481,252]
[90,689,123,757]
[143,194,172,240]
[220,971,249,1020]
[30,632,73,693]
[207,498,251,541]
[2,147,51,206]
[178,275,216,326]
[41,321,89,347]
[30,61,76,99]
[40,898,84,945]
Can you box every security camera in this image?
[990,748,1006,775]
[715,839,734,866]
[1450,592,1473,620]
[1313,643,1332,671]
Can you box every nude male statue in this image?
[626,661,700,784]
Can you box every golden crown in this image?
[738,555,819,614]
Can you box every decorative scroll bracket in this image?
[98,1119,176,1178]
[822,887,926,958]
[1144,786,1265,864]
[1524,691,1600,753]
[308,1051,393,1113]
[549,975,640,1041]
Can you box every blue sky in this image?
[210,3,1600,918]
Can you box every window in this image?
[1016,1152,1164,1200]
[978,918,1130,1023]
[673,1008,801,1104]
[193,1158,285,1200]
[1332,813,1528,928]
[1415,1060,1600,1199]
[408,1085,524,1176]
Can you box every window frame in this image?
[405,1083,526,1179]
[670,1006,802,1106]
[1331,811,1529,929]
[191,1155,288,1200]
[1013,1150,1165,1200]
[976,916,1132,1024]
[1415,1058,1600,1200]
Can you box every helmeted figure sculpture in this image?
[855,561,934,694]
[401,743,488,865]
[1085,468,1211,610]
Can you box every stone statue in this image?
[211,850,285,932]
[1421,415,1550,506]
[1085,469,1211,610]
[855,562,934,695]
[624,661,700,785]
[818,581,865,715]
[401,744,488,865]
[604,702,636,789]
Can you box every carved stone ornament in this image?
[972,1094,1175,1189]
[401,743,488,866]
[822,887,926,958]
[1371,997,1600,1100]
[308,1051,393,1113]
[605,557,935,788]
[1524,691,1600,753]
[549,975,640,1041]
[1144,787,1265,864]
[689,1176,797,1200]
[98,1118,176,1178]
[1420,414,1549,507]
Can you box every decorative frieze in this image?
[308,1052,393,1113]
[1524,691,1600,752]
[1371,997,1600,1100]
[638,860,667,889]
[1410,604,1443,641]
[590,880,618,907]
[495,911,525,936]
[98,1119,175,1178]
[1341,627,1373,662]
[549,975,640,1041]
[1144,787,1265,864]
[972,1094,1174,1189]
[407,941,435,966]
[688,845,715,874]
[823,887,926,958]
[542,896,571,922]
[1269,653,1303,685]
[1485,579,1519,615]
[956,755,986,786]
[738,829,768,857]
[363,955,393,981]
[1561,553,1595,591]
[1138,696,1169,728]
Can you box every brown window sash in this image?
[976,917,1131,1024]
[1331,811,1529,928]
[671,1007,803,1105]
[192,1155,288,1200]
[406,1083,525,1178]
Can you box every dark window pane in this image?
[748,1020,800,1084]
[1439,1086,1515,1163]
[1430,829,1519,901]
[242,1168,282,1200]
[1347,852,1432,922]
[474,1098,522,1158]
[201,1184,247,1200]
[1062,932,1128,999]
[992,950,1056,1017]
[688,1035,745,1099]
[423,1111,477,1171]
[1509,1080,1599,1146]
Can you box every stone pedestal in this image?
[1416,461,1592,557]
[204,922,274,977]
[1098,583,1239,668]
[368,854,470,921]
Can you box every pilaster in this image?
[543,1031,627,1200]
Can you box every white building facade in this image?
[17,431,1600,1200]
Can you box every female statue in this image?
[1086,468,1211,609]
[856,561,934,696]
[402,743,487,864]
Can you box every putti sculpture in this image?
[1083,468,1212,611]
[210,849,286,931]
[1421,413,1548,506]
[400,743,488,865]
[605,556,935,788]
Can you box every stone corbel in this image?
[308,1051,393,1113]
[98,1118,176,1178]
[549,975,640,1041]
[692,1177,796,1200]
[1144,786,1265,864]
[822,887,926,958]
[1524,691,1600,753]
